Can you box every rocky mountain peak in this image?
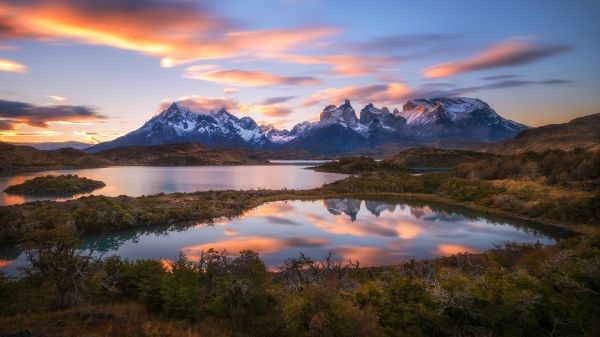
[319,100,358,126]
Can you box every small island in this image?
[3,174,105,195]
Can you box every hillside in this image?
[482,113,600,154]
[382,147,496,171]
[95,143,269,165]
[313,147,495,174]
[10,141,92,151]
[0,143,112,173]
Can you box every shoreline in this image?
[0,187,586,245]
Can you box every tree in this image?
[21,226,100,308]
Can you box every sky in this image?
[0,0,599,144]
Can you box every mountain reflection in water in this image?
[0,198,574,276]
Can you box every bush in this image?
[104,257,166,311]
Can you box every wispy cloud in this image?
[302,82,413,107]
[238,103,293,117]
[164,95,293,118]
[183,65,320,86]
[46,95,66,102]
[0,58,27,73]
[0,99,105,131]
[423,39,571,78]
[271,53,403,76]
[161,96,238,112]
[405,78,574,99]
[261,96,296,105]
[0,0,336,67]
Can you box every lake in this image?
[0,163,346,206]
[0,198,570,275]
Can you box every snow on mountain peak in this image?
[319,99,358,126]
[401,97,490,125]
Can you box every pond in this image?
[0,198,572,275]
[0,162,345,206]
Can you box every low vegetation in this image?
[0,226,598,336]
[0,142,111,173]
[4,175,106,196]
[0,147,598,336]
[313,156,378,173]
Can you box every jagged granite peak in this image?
[359,103,380,124]
[323,198,362,221]
[360,103,407,130]
[319,99,358,126]
[365,200,396,217]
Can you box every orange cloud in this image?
[238,103,292,117]
[423,39,570,78]
[182,236,329,259]
[0,58,27,73]
[334,246,388,266]
[302,82,413,107]
[223,87,238,95]
[163,96,239,112]
[307,213,400,238]
[224,228,240,236]
[243,202,296,217]
[183,65,320,86]
[0,259,13,268]
[0,1,337,67]
[46,95,66,102]
[160,95,294,121]
[396,222,424,240]
[268,53,401,76]
[436,244,480,256]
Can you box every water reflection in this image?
[0,165,347,206]
[0,198,574,275]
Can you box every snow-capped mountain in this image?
[88,97,527,154]
[399,97,527,142]
[88,102,267,152]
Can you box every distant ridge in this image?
[11,141,92,151]
[481,113,600,154]
[0,142,111,173]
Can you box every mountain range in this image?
[88,97,527,154]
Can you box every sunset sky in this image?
[0,0,599,143]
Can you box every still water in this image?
[0,163,346,206]
[0,198,569,275]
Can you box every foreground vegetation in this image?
[3,175,106,196]
[0,225,598,337]
[0,148,598,336]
